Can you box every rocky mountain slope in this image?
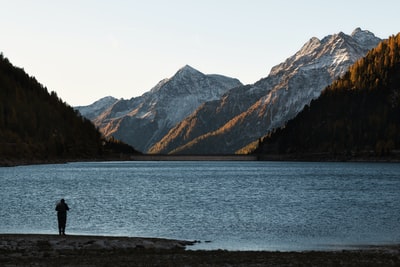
[255,33,400,160]
[78,65,242,152]
[75,96,118,121]
[149,28,381,154]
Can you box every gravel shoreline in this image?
[1,234,399,266]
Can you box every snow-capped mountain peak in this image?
[298,37,321,57]
[351,27,381,47]
[149,65,205,95]
[270,28,380,78]
[76,65,242,152]
[175,64,203,77]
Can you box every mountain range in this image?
[76,28,381,154]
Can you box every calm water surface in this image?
[1,161,399,251]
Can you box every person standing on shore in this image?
[55,199,69,235]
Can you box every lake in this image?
[1,161,399,251]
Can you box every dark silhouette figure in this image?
[55,199,69,235]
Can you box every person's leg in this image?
[57,214,62,235]
[60,215,67,235]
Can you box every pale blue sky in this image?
[1,0,399,106]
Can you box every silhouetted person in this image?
[55,199,69,235]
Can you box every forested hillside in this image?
[0,54,138,165]
[255,33,400,160]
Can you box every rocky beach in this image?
[0,234,399,267]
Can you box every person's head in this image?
[61,199,65,203]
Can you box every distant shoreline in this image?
[2,153,400,167]
[130,154,258,161]
[0,155,258,167]
[1,234,399,267]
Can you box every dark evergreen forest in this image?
[0,54,139,165]
[255,33,400,160]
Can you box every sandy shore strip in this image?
[1,234,399,267]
